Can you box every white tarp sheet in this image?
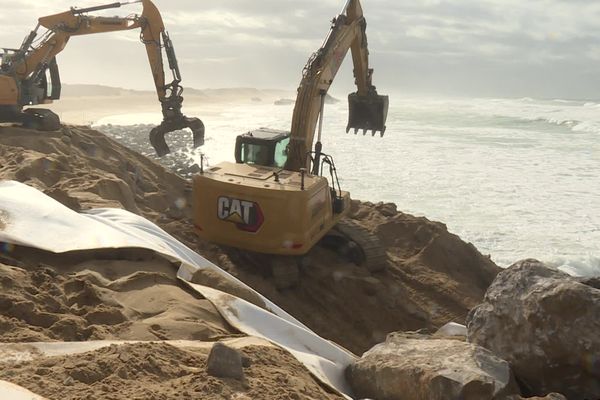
[0,380,46,400]
[0,180,356,399]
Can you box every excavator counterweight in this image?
[347,91,389,136]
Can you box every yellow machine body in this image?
[193,161,350,255]
[0,76,18,106]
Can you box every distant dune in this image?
[61,83,289,100]
[47,84,294,125]
[60,84,151,97]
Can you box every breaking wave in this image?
[546,255,600,277]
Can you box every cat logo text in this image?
[217,197,264,233]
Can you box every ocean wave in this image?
[530,117,577,127]
[583,102,600,108]
[485,105,600,135]
[516,116,600,134]
[414,97,600,135]
[545,255,600,277]
[553,99,578,104]
[571,120,600,134]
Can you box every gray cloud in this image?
[2,0,600,98]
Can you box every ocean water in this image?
[95,96,600,277]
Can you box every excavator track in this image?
[22,108,61,131]
[226,249,302,290]
[330,218,388,272]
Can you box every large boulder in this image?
[346,332,519,400]
[467,259,600,399]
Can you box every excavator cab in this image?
[234,128,291,168]
[20,57,61,106]
[346,91,389,136]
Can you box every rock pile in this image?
[347,259,599,400]
[467,259,600,399]
[347,332,519,400]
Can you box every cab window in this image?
[241,143,270,166]
[273,137,290,168]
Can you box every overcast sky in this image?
[2,0,600,99]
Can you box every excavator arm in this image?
[286,0,388,172]
[1,0,203,156]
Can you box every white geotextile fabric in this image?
[0,181,355,398]
[0,380,46,400]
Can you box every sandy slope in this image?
[0,124,499,356]
[0,247,230,343]
[0,339,341,400]
[0,247,343,399]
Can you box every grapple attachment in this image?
[346,92,389,136]
[150,116,205,157]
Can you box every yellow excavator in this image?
[192,0,389,287]
[0,0,203,156]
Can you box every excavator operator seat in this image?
[235,128,291,168]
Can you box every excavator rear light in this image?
[282,240,304,250]
[346,92,389,136]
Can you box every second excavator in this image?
[0,0,203,156]
[192,0,389,287]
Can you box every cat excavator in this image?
[192,0,389,287]
[0,0,203,156]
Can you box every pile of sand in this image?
[0,123,499,358]
[0,234,341,398]
[0,340,341,399]
[0,247,230,343]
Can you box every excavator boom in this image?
[0,0,203,155]
[286,0,389,171]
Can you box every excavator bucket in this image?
[346,92,389,136]
[150,116,205,157]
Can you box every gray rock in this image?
[577,276,600,290]
[346,332,519,400]
[206,342,244,380]
[435,322,467,337]
[467,259,600,399]
[186,163,202,174]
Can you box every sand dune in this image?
[45,84,292,125]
